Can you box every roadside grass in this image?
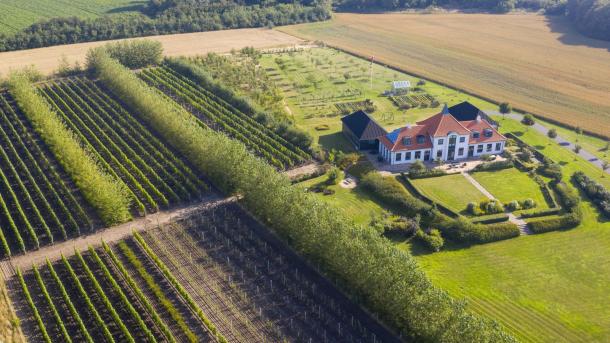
[471,168,550,209]
[411,173,487,214]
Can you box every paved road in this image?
[486,110,609,175]
[0,195,234,277]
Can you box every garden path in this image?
[462,172,531,235]
[486,110,609,174]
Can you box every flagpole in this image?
[369,56,374,89]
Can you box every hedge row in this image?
[471,159,514,173]
[527,181,582,233]
[92,53,516,342]
[8,74,131,225]
[573,171,610,217]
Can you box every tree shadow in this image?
[543,15,610,52]
[106,1,148,14]
[318,132,355,153]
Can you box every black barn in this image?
[341,110,387,150]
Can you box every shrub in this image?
[547,128,557,139]
[383,216,420,236]
[499,102,512,114]
[416,228,444,252]
[479,199,504,214]
[537,162,562,181]
[554,182,580,210]
[360,172,431,217]
[409,168,447,179]
[572,171,610,217]
[506,200,520,211]
[436,217,519,244]
[521,114,535,126]
[472,160,513,172]
[466,202,479,215]
[521,198,536,209]
[315,124,330,131]
[417,79,426,86]
[528,211,582,234]
[326,167,341,185]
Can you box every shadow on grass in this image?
[318,131,354,152]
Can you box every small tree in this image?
[343,72,351,82]
[604,141,610,151]
[602,161,609,177]
[574,144,582,154]
[547,128,557,139]
[499,102,512,114]
[575,126,583,135]
[521,114,535,126]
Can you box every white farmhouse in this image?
[379,104,506,165]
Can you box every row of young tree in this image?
[7,75,131,225]
[89,49,516,342]
[0,0,331,52]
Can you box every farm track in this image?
[0,195,229,275]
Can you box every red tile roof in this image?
[462,119,506,143]
[416,107,471,137]
[380,125,433,151]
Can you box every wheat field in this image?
[279,13,610,137]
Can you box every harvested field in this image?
[0,28,303,76]
[279,13,610,137]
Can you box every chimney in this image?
[476,115,482,123]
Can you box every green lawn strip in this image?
[471,168,549,209]
[411,174,488,213]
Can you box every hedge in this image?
[471,159,514,173]
[8,74,131,225]
[572,171,610,217]
[92,52,516,342]
[471,213,510,224]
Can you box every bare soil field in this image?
[0,28,303,76]
[279,13,610,137]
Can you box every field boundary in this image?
[285,38,610,141]
[0,195,231,275]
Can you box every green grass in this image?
[0,0,142,34]
[411,174,487,214]
[298,173,385,226]
[273,46,610,342]
[471,168,550,209]
[259,47,494,152]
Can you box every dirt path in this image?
[284,162,321,179]
[0,28,303,75]
[0,195,235,276]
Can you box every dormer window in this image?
[402,137,412,146]
[484,129,493,138]
[416,135,425,144]
[472,131,480,139]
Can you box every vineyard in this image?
[389,94,438,109]
[139,66,311,170]
[0,91,95,257]
[38,77,208,216]
[7,203,400,343]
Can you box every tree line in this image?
[0,0,331,52]
[89,48,516,342]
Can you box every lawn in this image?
[471,168,551,209]
[0,0,141,34]
[278,13,610,138]
[259,47,494,152]
[411,173,487,214]
[298,173,385,226]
